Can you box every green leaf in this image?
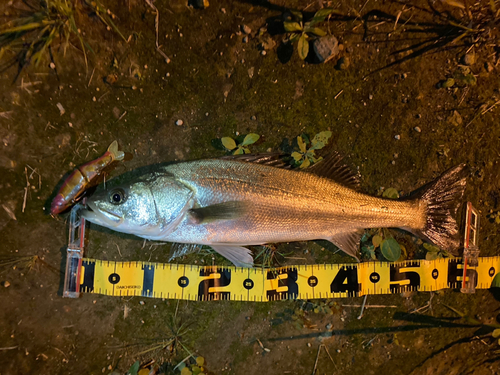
[243,146,251,154]
[493,329,500,338]
[297,136,307,153]
[284,21,303,32]
[382,187,400,199]
[289,33,301,43]
[290,9,303,21]
[221,137,237,150]
[297,33,309,60]
[425,251,439,261]
[491,272,500,288]
[312,8,338,23]
[372,235,383,248]
[441,78,455,88]
[127,361,140,375]
[291,151,303,162]
[233,147,245,155]
[380,238,401,262]
[423,243,440,253]
[241,133,260,146]
[300,158,311,169]
[305,27,327,36]
[196,357,205,366]
[310,131,332,150]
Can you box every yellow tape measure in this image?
[78,257,500,301]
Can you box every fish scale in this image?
[162,159,425,245]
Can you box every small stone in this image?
[241,25,251,34]
[313,35,339,63]
[175,119,184,126]
[326,323,332,330]
[49,62,56,69]
[462,53,475,65]
[415,114,421,119]
[260,50,266,56]
[242,36,248,43]
[220,8,226,14]
[92,96,96,102]
[336,56,350,70]
[448,110,463,126]
[307,343,312,347]
[251,115,256,121]
[3,281,10,287]
[368,94,373,100]
[139,301,145,305]
[414,126,421,133]
[394,135,401,140]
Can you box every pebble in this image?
[414,126,421,133]
[242,36,248,43]
[3,281,10,287]
[49,62,56,69]
[368,94,373,100]
[326,323,332,330]
[220,8,226,14]
[139,301,145,305]
[394,135,401,140]
[462,53,475,65]
[175,119,184,126]
[336,56,350,70]
[241,24,251,34]
[312,35,339,63]
[260,50,266,56]
[307,343,311,347]
[251,115,256,121]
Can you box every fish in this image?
[51,140,125,215]
[80,153,467,267]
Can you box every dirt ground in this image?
[1,0,500,374]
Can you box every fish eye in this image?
[109,188,126,204]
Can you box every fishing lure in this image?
[51,140,124,215]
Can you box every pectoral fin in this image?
[210,245,254,267]
[188,201,249,224]
[327,230,363,260]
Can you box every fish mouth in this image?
[81,201,123,227]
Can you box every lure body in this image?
[51,140,124,214]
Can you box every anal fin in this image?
[210,245,254,267]
[326,230,363,260]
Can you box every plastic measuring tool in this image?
[62,201,86,298]
[63,202,500,300]
[461,202,480,293]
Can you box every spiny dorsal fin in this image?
[188,201,249,224]
[306,151,359,189]
[220,153,291,169]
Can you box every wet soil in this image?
[1,1,500,374]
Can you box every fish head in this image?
[81,172,194,239]
[82,180,160,236]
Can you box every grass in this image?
[0,0,126,76]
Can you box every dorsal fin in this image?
[306,151,360,189]
[220,153,291,169]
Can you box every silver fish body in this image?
[82,155,467,267]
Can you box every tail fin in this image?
[107,140,125,161]
[410,164,468,255]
